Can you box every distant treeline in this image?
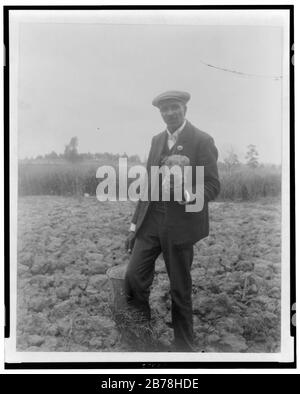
[21,151,142,164]
[18,159,281,201]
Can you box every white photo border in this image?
[4,6,295,367]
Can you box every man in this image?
[124,91,220,351]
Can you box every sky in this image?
[16,16,283,163]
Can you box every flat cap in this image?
[152,90,191,108]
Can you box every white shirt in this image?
[166,119,187,150]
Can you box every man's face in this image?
[159,100,187,130]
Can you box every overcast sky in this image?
[17,18,283,163]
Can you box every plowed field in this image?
[17,196,281,352]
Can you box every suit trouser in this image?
[124,206,194,351]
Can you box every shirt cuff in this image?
[184,189,191,202]
[129,223,136,232]
[178,189,191,205]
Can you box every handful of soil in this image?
[163,154,190,168]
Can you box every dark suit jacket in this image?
[131,120,220,245]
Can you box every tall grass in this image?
[218,166,281,201]
[18,161,281,201]
[19,162,100,196]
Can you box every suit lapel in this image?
[152,131,168,166]
[151,121,194,164]
[172,120,194,153]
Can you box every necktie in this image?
[168,133,177,150]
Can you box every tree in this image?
[224,148,240,173]
[245,144,259,169]
[64,137,81,163]
[129,154,141,164]
[46,151,59,160]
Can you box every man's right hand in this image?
[125,231,136,254]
